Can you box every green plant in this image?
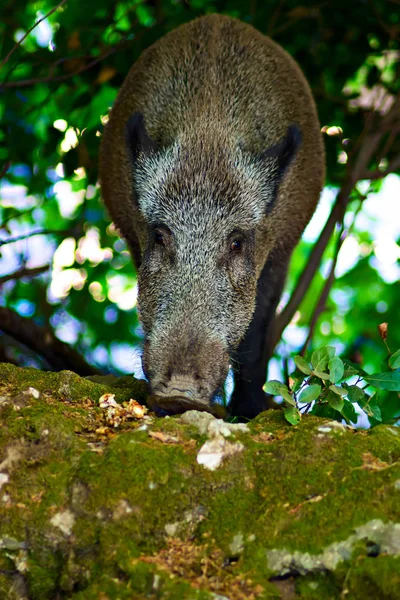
[264,323,400,427]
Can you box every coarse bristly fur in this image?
[100,14,325,419]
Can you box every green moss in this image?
[0,574,16,600]
[71,563,216,599]
[295,572,341,599]
[0,362,148,404]
[1,365,399,599]
[344,556,400,599]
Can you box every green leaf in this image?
[389,350,400,370]
[342,359,367,378]
[293,355,312,375]
[327,390,344,412]
[328,357,344,383]
[284,406,301,426]
[312,370,331,380]
[288,370,304,393]
[263,380,288,396]
[341,400,358,424]
[347,385,367,403]
[299,384,321,404]
[358,393,383,422]
[311,346,336,372]
[329,385,348,397]
[364,369,400,391]
[379,393,400,422]
[281,389,296,407]
[311,402,342,421]
[368,405,382,422]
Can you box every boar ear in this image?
[261,124,302,181]
[125,112,158,162]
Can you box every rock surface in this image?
[0,363,399,599]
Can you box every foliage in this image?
[264,328,400,427]
[0,0,399,403]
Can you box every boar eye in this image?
[154,231,165,246]
[230,239,242,252]
[152,225,170,247]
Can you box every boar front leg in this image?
[229,250,289,420]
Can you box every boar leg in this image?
[230,251,289,420]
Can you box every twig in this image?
[0,45,117,89]
[362,153,400,179]
[375,127,399,167]
[0,306,101,376]
[0,265,50,286]
[0,160,11,180]
[0,228,75,247]
[300,225,344,356]
[266,0,287,36]
[0,0,68,69]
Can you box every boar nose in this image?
[152,374,199,401]
[146,335,230,415]
[158,375,198,399]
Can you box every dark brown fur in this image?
[100,15,325,418]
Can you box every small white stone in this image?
[135,424,148,432]
[165,522,179,536]
[50,509,75,536]
[153,574,161,590]
[0,473,9,490]
[197,438,244,471]
[28,387,40,399]
[230,533,244,555]
[15,550,28,573]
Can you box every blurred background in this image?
[0,0,399,421]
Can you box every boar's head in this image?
[126,113,300,415]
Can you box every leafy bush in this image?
[264,324,400,427]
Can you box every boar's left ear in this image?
[125,112,158,162]
[261,124,302,182]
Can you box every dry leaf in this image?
[378,322,388,341]
[148,430,178,443]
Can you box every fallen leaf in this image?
[148,431,178,443]
[361,452,389,471]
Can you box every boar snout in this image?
[145,335,230,415]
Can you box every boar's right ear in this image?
[125,112,158,162]
[261,124,302,182]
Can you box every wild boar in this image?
[100,14,325,418]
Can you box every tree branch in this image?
[271,198,343,348]
[0,265,50,286]
[271,93,400,349]
[300,225,345,356]
[0,0,68,69]
[0,160,11,180]
[0,226,82,247]
[0,306,101,376]
[0,15,161,90]
[362,153,400,179]
[0,45,117,88]
[0,229,62,247]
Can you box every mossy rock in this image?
[0,363,399,599]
